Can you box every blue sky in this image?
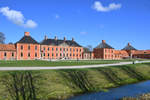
[0,0,150,50]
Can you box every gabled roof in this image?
[122,43,137,50]
[41,39,82,47]
[95,40,114,49]
[16,36,39,44]
[0,44,16,51]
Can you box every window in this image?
[70,48,72,51]
[63,53,65,57]
[67,53,68,57]
[73,49,75,52]
[44,53,45,56]
[48,53,49,57]
[28,46,30,50]
[63,48,65,51]
[60,48,62,51]
[77,49,78,52]
[35,46,37,50]
[56,53,58,56]
[35,53,37,57]
[73,54,75,57]
[43,47,45,51]
[12,53,14,57]
[48,47,49,51]
[60,53,62,56]
[80,49,82,52]
[67,48,68,51]
[56,48,58,51]
[21,52,23,57]
[52,53,54,56]
[70,54,72,57]
[52,48,54,51]
[4,52,7,57]
[28,53,30,57]
[21,45,23,50]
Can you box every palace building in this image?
[0,32,150,60]
[40,36,83,60]
[93,40,150,59]
[0,32,83,60]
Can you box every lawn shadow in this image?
[59,69,96,93]
[120,65,145,81]
[97,68,123,85]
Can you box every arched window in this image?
[28,53,30,57]
[4,52,7,57]
[21,52,23,57]
[12,53,14,57]
[35,53,37,57]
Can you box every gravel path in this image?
[0,61,149,71]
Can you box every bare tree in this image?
[84,45,93,52]
[0,32,5,44]
[0,71,40,100]
[87,45,93,51]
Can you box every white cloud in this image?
[0,7,37,28]
[24,20,37,28]
[93,1,122,12]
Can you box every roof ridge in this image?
[16,35,39,44]
[95,42,114,49]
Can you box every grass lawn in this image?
[0,63,150,100]
[0,59,143,67]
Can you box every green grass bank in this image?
[0,63,150,100]
[0,59,146,67]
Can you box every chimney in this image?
[128,43,131,46]
[54,36,57,40]
[24,32,30,36]
[45,35,48,40]
[64,37,66,41]
[72,37,74,42]
[102,40,106,43]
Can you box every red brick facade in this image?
[16,43,40,60]
[0,44,16,60]
[0,32,83,60]
[0,33,150,60]
[40,45,83,60]
[93,40,150,60]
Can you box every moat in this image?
[68,80,150,100]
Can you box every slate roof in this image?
[95,41,114,49]
[41,39,82,47]
[16,36,39,44]
[0,44,16,51]
[122,43,137,50]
